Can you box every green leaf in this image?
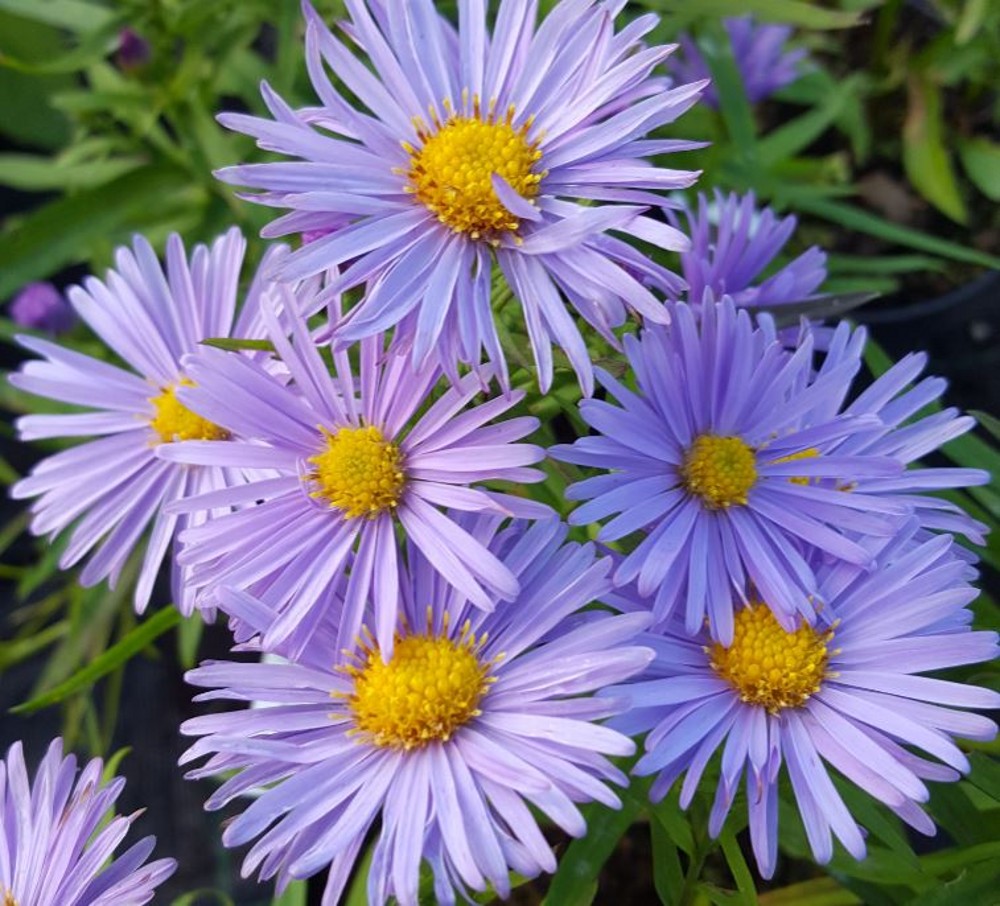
[0,165,197,298]
[719,828,758,904]
[271,880,308,906]
[644,0,866,29]
[0,152,145,190]
[908,861,1000,906]
[11,606,182,714]
[970,410,1000,445]
[649,815,684,906]
[177,611,204,669]
[793,196,1000,270]
[200,337,277,352]
[758,876,860,906]
[543,795,644,905]
[965,752,1000,803]
[758,77,858,164]
[702,24,757,163]
[0,0,114,33]
[902,73,967,224]
[170,891,234,906]
[958,138,1000,202]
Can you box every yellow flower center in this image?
[308,425,405,519]
[345,625,493,750]
[710,604,833,713]
[4,890,17,906]
[149,380,228,443]
[681,435,758,509]
[405,100,543,242]
[769,447,820,486]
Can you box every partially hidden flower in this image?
[158,293,549,657]
[7,282,76,334]
[10,229,287,614]
[672,191,826,311]
[182,516,652,906]
[216,0,707,393]
[0,738,175,904]
[551,298,918,643]
[675,16,806,108]
[608,524,999,878]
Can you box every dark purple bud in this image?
[116,28,150,71]
[8,282,77,334]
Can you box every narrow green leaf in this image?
[793,196,1000,269]
[649,816,684,906]
[702,24,757,162]
[543,796,643,905]
[902,73,967,223]
[11,606,181,714]
[647,0,865,29]
[0,0,114,32]
[0,620,67,669]
[908,861,1000,906]
[170,891,234,906]
[0,152,143,190]
[177,612,204,669]
[758,877,860,905]
[965,752,1000,803]
[959,137,1000,201]
[200,337,276,352]
[719,828,758,904]
[344,842,374,906]
[271,880,307,906]
[970,411,1000,445]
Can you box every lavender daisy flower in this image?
[550,298,912,643]
[9,228,290,614]
[182,516,652,905]
[675,16,806,108]
[216,0,707,393]
[610,525,999,878]
[673,191,826,310]
[0,738,175,904]
[159,294,548,656]
[7,281,76,334]
[809,322,991,544]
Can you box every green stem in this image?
[678,826,715,906]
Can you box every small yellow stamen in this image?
[4,890,17,906]
[710,604,833,713]
[149,379,227,443]
[343,623,493,749]
[769,447,820,486]
[407,99,543,242]
[681,435,758,509]
[309,425,404,519]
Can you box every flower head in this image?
[675,16,806,108]
[0,738,175,905]
[610,526,999,878]
[673,191,826,311]
[551,298,917,642]
[9,229,288,613]
[216,0,707,392]
[159,294,549,657]
[7,282,76,334]
[182,516,652,906]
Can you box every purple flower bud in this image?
[8,282,76,334]
[116,28,150,70]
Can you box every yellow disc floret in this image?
[4,890,17,906]
[681,434,758,509]
[149,380,228,444]
[406,101,543,241]
[345,624,493,750]
[710,604,833,713]
[309,425,404,519]
[768,447,820,486]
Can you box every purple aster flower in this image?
[550,298,915,643]
[216,0,707,393]
[672,191,826,310]
[609,525,999,879]
[9,229,288,614]
[158,293,549,657]
[675,16,806,108]
[182,516,652,906]
[0,737,175,904]
[7,282,76,334]
[809,323,991,544]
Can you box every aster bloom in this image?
[672,191,826,311]
[7,282,76,334]
[182,516,652,905]
[0,738,175,905]
[216,0,707,393]
[9,228,286,614]
[675,16,806,108]
[159,294,548,656]
[807,322,991,544]
[609,525,1000,878]
[550,298,912,643]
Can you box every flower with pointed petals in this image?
[675,16,806,108]
[551,298,914,643]
[9,229,290,614]
[215,0,707,393]
[159,295,548,657]
[608,525,999,878]
[0,738,175,905]
[182,516,652,906]
[672,191,826,311]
